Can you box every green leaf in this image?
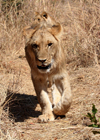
[92,124,98,128]
[86,104,99,128]
[87,113,92,118]
[92,104,97,115]
[87,113,94,122]
[89,124,98,128]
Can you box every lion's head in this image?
[23,12,65,74]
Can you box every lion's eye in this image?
[31,44,38,49]
[48,43,53,47]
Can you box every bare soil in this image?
[0,56,100,140]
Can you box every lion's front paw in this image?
[38,113,55,123]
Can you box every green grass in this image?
[86,104,100,128]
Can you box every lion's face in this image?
[29,28,58,73]
[23,12,63,74]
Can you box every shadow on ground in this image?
[1,90,41,122]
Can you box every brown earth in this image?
[0,56,100,140]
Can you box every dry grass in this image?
[0,0,100,139]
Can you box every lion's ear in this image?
[23,26,37,43]
[41,12,63,40]
[49,23,63,40]
[41,11,55,26]
[42,11,48,19]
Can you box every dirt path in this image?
[0,57,100,140]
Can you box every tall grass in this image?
[0,0,100,71]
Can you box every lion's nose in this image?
[38,59,46,63]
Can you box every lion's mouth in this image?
[37,64,51,70]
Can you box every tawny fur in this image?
[23,12,72,122]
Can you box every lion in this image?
[23,12,72,122]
